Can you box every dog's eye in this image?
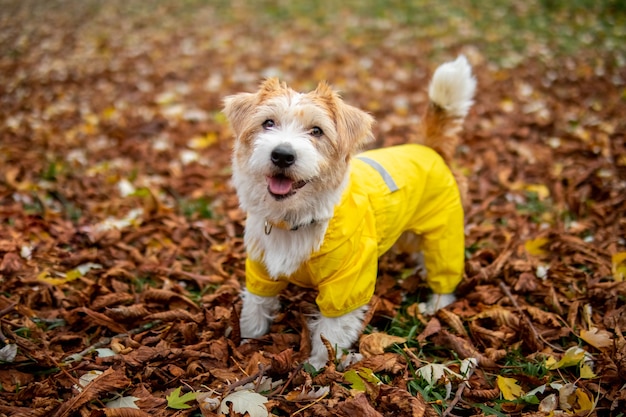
[310,126,324,137]
[262,119,275,129]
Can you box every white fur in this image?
[239,290,280,338]
[246,214,330,277]
[247,123,321,190]
[308,306,368,370]
[428,55,476,118]
[419,292,457,315]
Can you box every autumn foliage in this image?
[1,1,625,416]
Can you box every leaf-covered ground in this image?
[1,1,625,416]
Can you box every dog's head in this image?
[224,78,374,217]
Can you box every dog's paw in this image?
[338,352,363,371]
[418,293,456,315]
[307,354,328,371]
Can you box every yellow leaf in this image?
[547,346,585,369]
[524,184,550,200]
[580,327,613,349]
[37,271,65,286]
[525,237,550,256]
[545,356,557,369]
[574,388,594,413]
[188,132,217,149]
[612,252,626,282]
[579,362,596,379]
[496,376,524,400]
[37,269,83,286]
[65,269,82,281]
[101,106,119,120]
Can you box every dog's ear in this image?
[313,81,375,156]
[223,92,256,138]
[258,77,288,98]
[335,100,375,156]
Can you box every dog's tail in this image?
[419,55,476,164]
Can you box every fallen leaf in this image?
[166,387,197,410]
[359,332,406,357]
[106,396,140,409]
[0,344,17,362]
[284,386,329,402]
[524,237,550,256]
[580,362,597,379]
[547,346,586,369]
[219,390,268,417]
[580,327,613,349]
[416,363,461,386]
[574,388,595,413]
[612,252,626,282]
[496,375,524,401]
[538,393,557,412]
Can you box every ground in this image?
[0,1,625,416]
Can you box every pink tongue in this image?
[268,176,294,195]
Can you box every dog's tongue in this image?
[267,175,293,195]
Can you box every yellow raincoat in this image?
[245,144,464,317]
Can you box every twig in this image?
[223,364,271,395]
[442,366,475,416]
[270,363,303,397]
[499,281,562,351]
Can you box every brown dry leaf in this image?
[141,288,199,311]
[336,393,382,417]
[378,385,435,417]
[144,309,203,323]
[271,348,295,374]
[69,307,128,333]
[416,317,442,342]
[121,346,160,368]
[580,327,614,349]
[436,309,469,337]
[473,306,520,327]
[359,332,407,357]
[91,293,136,310]
[105,304,151,321]
[432,330,499,368]
[51,367,130,417]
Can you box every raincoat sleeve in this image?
[245,257,289,297]
[310,233,379,318]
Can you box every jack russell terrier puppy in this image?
[224,56,475,369]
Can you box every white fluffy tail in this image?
[428,55,476,118]
[419,55,476,163]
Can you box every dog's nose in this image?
[271,145,296,168]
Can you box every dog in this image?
[223,56,475,369]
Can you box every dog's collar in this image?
[264,219,317,235]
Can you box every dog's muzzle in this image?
[267,144,307,200]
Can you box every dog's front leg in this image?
[239,289,280,339]
[308,307,367,370]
